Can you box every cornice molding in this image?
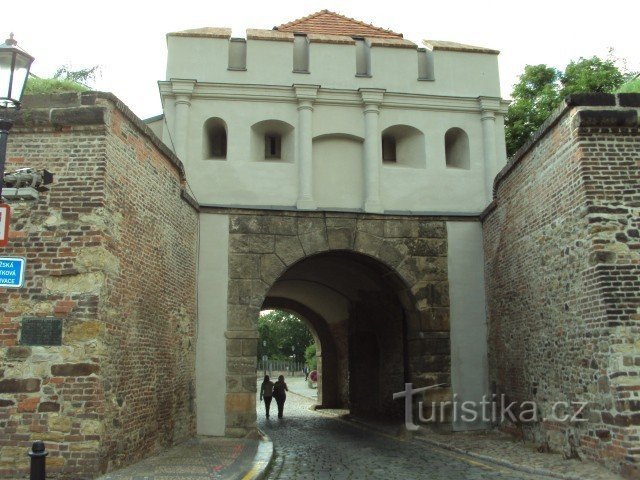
[158,81,505,113]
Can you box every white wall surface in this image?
[447,221,490,431]
[161,33,508,214]
[196,214,229,435]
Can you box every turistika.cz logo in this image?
[393,383,588,431]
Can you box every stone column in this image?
[294,84,319,210]
[360,89,385,213]
[479,97,500,202]
[171,79,196,163]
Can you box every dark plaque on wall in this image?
[20,317,63,346]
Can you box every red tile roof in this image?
[275,10,403,39]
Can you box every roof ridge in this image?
[275,9,403,38]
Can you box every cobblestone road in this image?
[258,381,549,480]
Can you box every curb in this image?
[414,435,585,480]
[239,430,274,480]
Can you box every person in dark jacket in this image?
[273,375,289,419]
[259,375,274,418]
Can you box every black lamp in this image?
[0,33,34,199]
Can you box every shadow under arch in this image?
[261,297,340,408]
[260,249,417,418]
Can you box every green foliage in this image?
[617,79,640,93]
[53,65,100,86]
[560,56,624,96]
[257,310,313,363]
[505,56,629,157]
[305,343,317,370]
[505,65,561,158]
[25,76,89,94]
[24,64,100,95]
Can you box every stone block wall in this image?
[482,94,640,477]
[0,93,199,478]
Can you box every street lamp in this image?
[0,33,34,199]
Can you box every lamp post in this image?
[0,33,34,200]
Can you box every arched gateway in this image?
[195,210,488,437]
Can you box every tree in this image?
[257,310,313,363]
[505,56,629,157]
[305,343,317,370]
[504,64,560,158]
[560,56,624,96]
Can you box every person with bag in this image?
[273,375,289,419]
[259,375,275,418]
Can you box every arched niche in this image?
[381,125,426,168]
[203,117,228,160]
[250,120,294,162]
[445,127,470,169]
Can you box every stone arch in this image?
[224,212,451,436]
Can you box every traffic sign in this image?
[0,204,10,247]
[0,257,26,288]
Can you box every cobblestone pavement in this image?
[257,379,548,480]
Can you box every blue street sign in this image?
[0,257,26,288]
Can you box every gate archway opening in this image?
[261,250,414,418]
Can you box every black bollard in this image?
[28,440,48,480]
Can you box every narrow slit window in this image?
[228,38,247,71]
[293,34,309,73]
[355,38,371,77]
[264,134,282,159]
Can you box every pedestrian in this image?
[303,365,309,381]
[259,375,274,418]
[273,374,289,419]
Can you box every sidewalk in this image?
[287,380,622,480]
[97,433,272,480]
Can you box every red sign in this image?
[0,204,10,247]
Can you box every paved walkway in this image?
[97,435,270,480]
[258,378,620,480]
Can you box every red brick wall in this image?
[0,93,198,478]
[483,94,640,478]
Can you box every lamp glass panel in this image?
[10,53,31,102]
[0,51,14,101]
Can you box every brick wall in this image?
[482,94,640,478]
[0,92,199,478]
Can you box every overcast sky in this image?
[8,0,640,119]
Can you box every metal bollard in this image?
[28,440,48,480]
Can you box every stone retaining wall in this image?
[0,93,199,478]
[482,94,640,478]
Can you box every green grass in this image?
[617,79,640,93]
[25,77,89,94]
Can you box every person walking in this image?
[259,375,275,418]
[273,375,289,419]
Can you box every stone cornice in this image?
[158,81,504,113]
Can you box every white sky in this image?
[8,0,640,119]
